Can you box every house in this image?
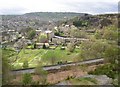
[14,41,23,50]
[35,43,43,48]
[35,43,49,49]
[35,29,42,37]
[52,36,65,45]
[45,30,54,42]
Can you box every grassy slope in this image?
[12,47,80,69]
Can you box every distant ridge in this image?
[22,12,89,21]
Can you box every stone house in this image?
[35,43,49,49]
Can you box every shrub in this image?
[88,64,118,79]
[22,73,32,85]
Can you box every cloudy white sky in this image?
[0,0,119,15]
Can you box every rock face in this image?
[56,75,113,85]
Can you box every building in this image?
[35,43,49,49]
[45,30,54,42]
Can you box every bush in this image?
[22,73,32,85]
[54,32,60,36]
[88,64,118,79]
[57,61,63,64]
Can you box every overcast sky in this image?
[0,0,119,15]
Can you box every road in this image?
[54,36,89,41]
[12,58,104,75]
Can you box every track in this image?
[12,58,104,75]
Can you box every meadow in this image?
[9,46,81,69]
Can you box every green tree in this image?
[79,40,108,60]
[35,63,48,85]
[103,26,118,41]
[104,45,119,64]
[27,29,36,40]
[22,73,32,85]
[25,27,36,40]
[2,55,11,85]
[73,20,89,27]
[39,34,48,43]
[1,49,15,85]
[95,25,118,42]
[54,32,60,36]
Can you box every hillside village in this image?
[1,13,119,86]
[1,13,117,50]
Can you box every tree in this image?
[79,40,108,60]
[73,20,89,27]
[95,25,118,42]
[94,25,119,64]
[35,63,48,85]
[67,43,75,52]
[27,29,36,40]
[104,45,119,64]
[54,32,60,36]
[22,73,32,85]
[73,20,83,27]
[102,26,118,41]
[2,49,13,85]
[94,30,103,39]
[22,60,29,68]
[2,55,11,85]
[70,27,87,38]
[39,34,48,43]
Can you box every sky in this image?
[0,0,119,15]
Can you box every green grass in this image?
[1,48,17,62]
[41,48,74,65]
[17,49,44,62]
[13,49,46,68]
[3,46,81,69]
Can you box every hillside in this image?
[23,12,87,21]
[63,13,118,29]
[1,12,88,31]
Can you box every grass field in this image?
[11,46,81,69]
